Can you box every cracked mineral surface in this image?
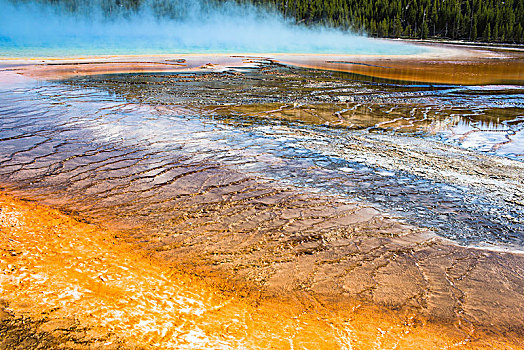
[1,47,524,349]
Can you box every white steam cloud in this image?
[0,0,424,56]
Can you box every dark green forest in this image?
[265,0,524,43]
[22,0,524,43]
[247,0,524,43]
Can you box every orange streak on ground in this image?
[18,62,202,80]
[1,192,522,349]
[276,56,524,85]
[1,44,523,348]
[271,43,524,85]
[3,50,523,85]
[0,55,257,80]
[1,43,522,85]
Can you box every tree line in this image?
[245,0,524,43]
[18,0,524,43]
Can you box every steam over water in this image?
[0,0,425,56]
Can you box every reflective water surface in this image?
[1,57,524,348]
[58,63,524,246]
[1,71,523,247]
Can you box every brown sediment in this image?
[0,133,522,348]
[1,192,523,349]
[280,57,524,85]
[273,44,524,85]
[1,42,524,348]
[0,42,521,85]
[0,42,521,84]
[0,55,258,81]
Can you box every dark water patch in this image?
[200,114,524,247]
[66,63,524,162]
[0,78,523,249]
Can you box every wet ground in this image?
[1,49,524,348]
[6,192,522,350]
[64,61,524,247]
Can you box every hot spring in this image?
[1,0,524,349]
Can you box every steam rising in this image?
[0,0,424,56]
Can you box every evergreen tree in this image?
[471,16,478,41]
[422,20,429,39]
[30,0,524,43]
[484,22,491,41]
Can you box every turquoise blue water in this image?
[0,0,426,57]
[0,32,426,57]
[0,42,426,58]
